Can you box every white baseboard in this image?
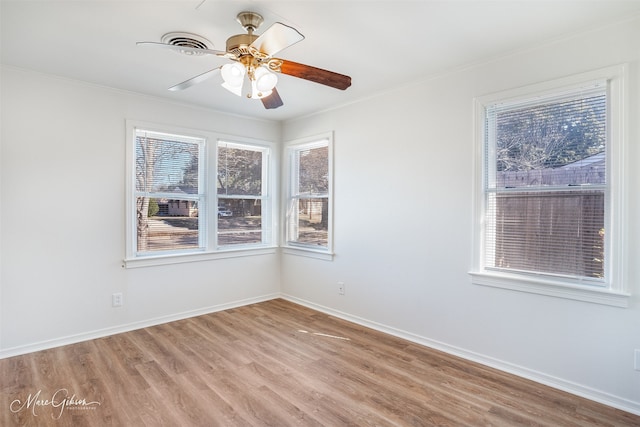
[0,293,280,359]
[281,294,640,417]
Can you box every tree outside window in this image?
[286,137,332,250]
[217,141,270,247]
[125,122,282,267]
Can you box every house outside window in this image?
[124,122,275,267]
[284,133,333,257]
[471,65,629,307]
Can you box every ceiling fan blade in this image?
[137,41,232,58]
[261,87,284,109]
[250,22,304,57]
[278,60,352,90]
[168,67,221,91]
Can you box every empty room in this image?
[2,1,640,425]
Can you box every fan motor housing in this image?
[226,33,258,57]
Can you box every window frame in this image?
[283,132,334,260]
[470,65,629,307]
[124,121,277,268]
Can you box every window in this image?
[217,141,271,247]
[284,134,333,257]
[471,65,628,307]
[133,129,204,254]
[125,122,275,267]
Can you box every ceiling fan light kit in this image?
[220,54,278,99]
[138,11,352,109]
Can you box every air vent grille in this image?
[161,32,213,56]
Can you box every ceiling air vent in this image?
[161,32,213,56]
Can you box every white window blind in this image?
[134,129,204,254]
[484,84,607,283]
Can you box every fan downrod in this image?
[236,11,263,33]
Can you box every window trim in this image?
[124,120,277,268]
[470,65,629,307]
[282,132,334,259]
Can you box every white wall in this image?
[281,17,640,413]
[0,67,281,354]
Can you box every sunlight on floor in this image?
[297,329,351,341]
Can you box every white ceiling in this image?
[3,1,640,121]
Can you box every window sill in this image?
[123,247,277,269]
[469,271,629,308]
[281,246,334,261]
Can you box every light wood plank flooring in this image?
[1,299,638,426]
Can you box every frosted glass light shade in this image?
[221,63,245,87]
[221,81,243,96]
[250,79,272,99]
[254,66,278,92]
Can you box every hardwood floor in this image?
[1,299,638,426]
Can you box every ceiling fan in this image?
[137,11,352,109]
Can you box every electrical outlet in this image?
[338,281,345,295]
[635,349,640,371]
[112,293,123,307]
